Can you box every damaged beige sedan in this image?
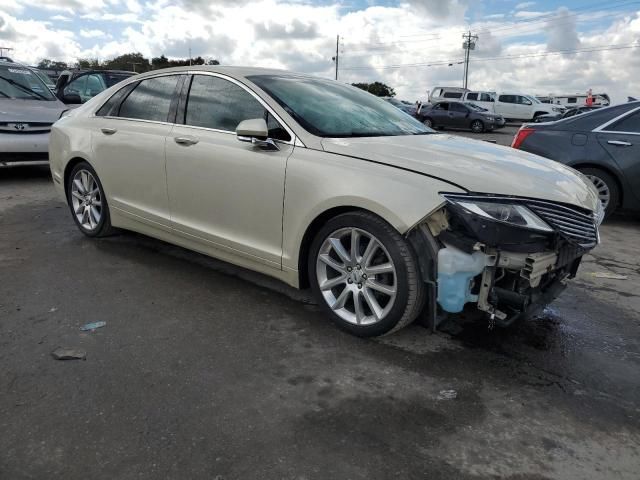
[49,67,604,336]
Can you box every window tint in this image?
[119,75,179,122]
[567,103,639,130]
[517,95,532,105]
[443,91,463,99]
[609,111,640,133]
[466,93,478,101]
[185,75,291,141]
[86,74,104,96]
[450,103,468,113]
[96,83,136,117]
[434,103,448,111]
[64,76,86,96]
[567,97,577,104]
[480,93,493,102]
[499,95,515,103]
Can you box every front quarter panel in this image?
[282,147,464,274]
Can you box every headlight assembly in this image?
[444,196,553,232]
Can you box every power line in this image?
[340,42,639,71]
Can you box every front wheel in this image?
[66,161,115,237]
[308,211,424,337]
[470,119,484,133]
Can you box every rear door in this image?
[165,73,294,268]
[596,108,640,204]
[449,102,470,128]
[91,74,183,228]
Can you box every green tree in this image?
[36,59,69,70]
[351,81,396,97]
[102,52,151,72]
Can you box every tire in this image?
[66,161,115,237]
[470,119,484,133]
[308,211,425,337]
[423,117,434,129]
[578,167,620,218]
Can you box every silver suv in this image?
[0,60,68,162]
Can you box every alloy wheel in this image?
[471,120,483,133]
[70,169,102,231]
[585,174,611,211]
[315,227,397,326]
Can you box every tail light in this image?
[511,127,535,149]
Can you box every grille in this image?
[526,199,598,248]
[0,122,53,134]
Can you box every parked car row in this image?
[533,106,599,123]
[0,58,136,162]
[429,87,565,121]
[417,101,505,133]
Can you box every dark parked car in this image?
[512,101,640,217]
[418,101,505,133]
[534,106,599,123]
[55,69,136,104]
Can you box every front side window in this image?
[119,75,179,122]
[248,74,429,137]
[450,103,468,113]
[609,111,640,133]
[499,95,515,103]
[86,74,105,97]
[466,93,478,101]
[63,76,86,97]
[480,93,493,102]
[518,96,532,105]
[184,75,291,141]
[0,65,56,100]
[433,103,448,111]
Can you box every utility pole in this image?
[332,35,340,80]
[462,31,478,89]
[0,46,14,58]
[189,45,192,66]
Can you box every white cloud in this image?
[51,14,72,21]
[514,10,549,19]
[515,2,536,10]
[80,28,106,38]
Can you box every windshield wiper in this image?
[0,75,48,100]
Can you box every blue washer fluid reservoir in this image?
[437,246,487,313]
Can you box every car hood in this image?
[321,134,599,212]
[0,98,67,123]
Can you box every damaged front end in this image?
[409,194,603,330]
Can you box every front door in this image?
[165,73,294,268]
[91,74,182,227]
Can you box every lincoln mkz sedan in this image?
[49,67,604,337]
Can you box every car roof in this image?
[132,65,314,81]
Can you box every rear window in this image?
[562,103,640,131]
[443,92,463,99]
[466,93,478,101]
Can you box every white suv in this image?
[464,91,564,121]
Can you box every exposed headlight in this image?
[445,197,553,232]
[552,107,564,112]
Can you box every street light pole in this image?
[332,35,340,80]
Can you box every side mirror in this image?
[236,118,279,150]
[62,93,82,104]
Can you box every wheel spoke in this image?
[353,290,365,324]
[331,287,350,310]
[362,288,383,320]
[81,172,90,192]
[366,262,394,275]
[318,253,346,274]
[350,229,361,263]
[81,207,89,225]
[361,237,379,267]
[329,238,351,264]
[73,178,85,194]
[87,207,95,229]
[90,206,101,224]
[75,203,84,215]
[92,199,102,207]
[366,279,396,297]
[320,274,347,291]
[71,191,84,200]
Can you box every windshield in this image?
[0,65,56,100]
[465,102,487,112]
[248,74,431,137]
[31,68,55,88]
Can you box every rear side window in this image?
[443,92,463,99]
[566,103,640,131]
[608,110,640,133]
[119,75,179,122]
[184,75,291,141]
[466,93,478,101]
[450,103,468,113]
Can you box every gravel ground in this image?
[1,162,639,480]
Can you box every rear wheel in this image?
[423,117,434,129]
[579,167,620,218]
[66,162,115,237]
[308,211,424,337]
[470,119,484,133]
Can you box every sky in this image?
[1,0,639,102]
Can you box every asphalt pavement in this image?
[1,161,639,480]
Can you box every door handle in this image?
[607,140,632,147]
[174,136,199,146]
[101,127,117,135]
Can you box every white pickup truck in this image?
[429,87,565,121]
